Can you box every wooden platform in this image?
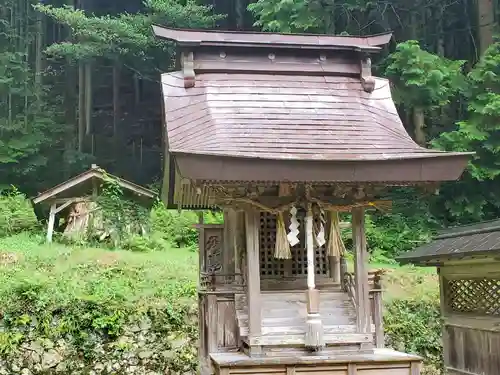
[211,349,422,375]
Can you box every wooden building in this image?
[152,26,473,375]
[398,220,500,375]
[33,164,156,243]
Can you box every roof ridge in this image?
[435,219,500,239]
[152,25,392,50]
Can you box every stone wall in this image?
[0,315,198,375]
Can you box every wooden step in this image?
[255,344,365,357]
[256,332,373,346]
[247,292,349,302]
[234,291,364,347]
[240,324,358,337]
[237,315,356,327]
[235,298,354,311]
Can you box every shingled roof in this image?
[154,26,472,185]
[397,220,500,265]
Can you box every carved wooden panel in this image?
[204,227,224,274]
[259,211,328,278]
[445,278,500,316]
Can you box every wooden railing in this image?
[343,269,385,348]
[343,271,357,308]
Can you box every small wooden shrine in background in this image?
[398,220,500,375]
[153,26,472,375]
[33,164,156,243]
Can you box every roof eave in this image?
[171,152,471,183]
[397,249,500,266]
[152,25,391,53]
[33,168,157,205]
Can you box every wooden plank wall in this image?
[440,261,500,375]
[445,325,500,375]
[216,361,419,375]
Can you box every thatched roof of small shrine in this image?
[33,165,156,206]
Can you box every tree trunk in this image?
[436,7,445,57]
[78,63,85,152]
[112,61,121,155]
[477,0,495,55]
[413,107,426,146]
[235,0,244,30]
[35,9,43,100]
[84,62,92,136]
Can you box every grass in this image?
[0,232,438,306]
[0,233,198,306]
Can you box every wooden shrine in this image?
[398,220,500,375]
[153,26,473,375]
[33,164,156,242]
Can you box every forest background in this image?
[0,1,499,374]
[2,0,500,249]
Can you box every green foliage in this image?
[248,0,336,33]
[365,213,434,262]
[150,203,198,248]
[150,203,223,248]
[0,187,39,237]
[385,41,465,110]
[0,1,64,190]
[0,233,197,357]
[0,331,23,355]
[37,0,223,64]
[385,298,442,372]
[432,39,500,221]
[122,234,170,252]
[248,0,375,34]
[96,175,150,246]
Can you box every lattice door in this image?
[259,212,285,277]
[259,211,328,278]
[445,278,500,316]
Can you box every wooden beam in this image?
[54,198,79,214]
[244,209,262,352]
[352,207,371,335]
[46,202,57,243]
[54,196,90,205]
[33,168,155,206]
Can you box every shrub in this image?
[384,297,443,372]
[151,204,198,248]
[150,203,224,248]
[0,187,39,237]
[121,234,169,252]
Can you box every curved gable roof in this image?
[155,26,472,184]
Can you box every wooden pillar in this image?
[352,207,370,334]
[438,268,450,369]
[46,202,57,243]
[245,209,261,354]
[372,274,384,348]
[196,212,210,373]
[223,208,235,284]
[331,255,341,283]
